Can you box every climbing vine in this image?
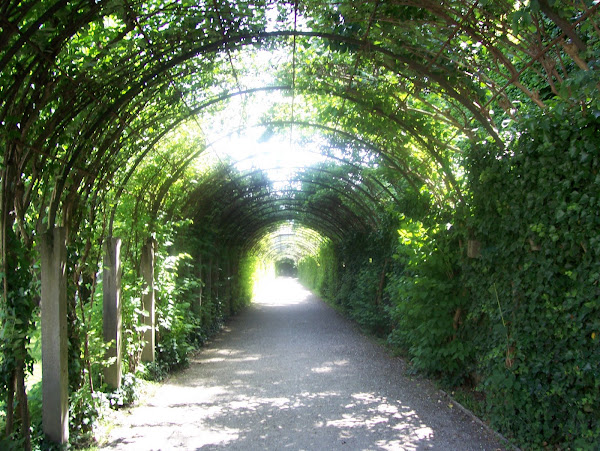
[464,108,600,448]
[1,0,600,449]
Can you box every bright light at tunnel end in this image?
[212,127,329,186]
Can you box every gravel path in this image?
[101,277,505,450]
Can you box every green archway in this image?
[1,1,599,448]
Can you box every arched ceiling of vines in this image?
[1,0,599,256]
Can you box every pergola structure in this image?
[1,0,599,447]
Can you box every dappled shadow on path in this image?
[103,278,501,451]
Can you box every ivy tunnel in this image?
[1,1,600,448]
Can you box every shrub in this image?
[465,109,600,447]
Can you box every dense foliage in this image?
[299,106,600,448]
[465,110,600,447]
[299,227,396,337]
[0,125,261,449]
[1,0,600,449]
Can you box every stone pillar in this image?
[206,256,212,304]
[103,237,122,389]
[40,227,69,444]
[225,257,232,316]
[193,254,203,315]
[214,257,220,308]
[231,258,239,304]
[140,238,156,363]
[205,256,212,326]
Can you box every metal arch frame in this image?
[186,165,385,223]
[24,28,498,202]
[104,87,430,233]
[212,195,367,239]
[151,124,408,254]
[17,34,484,231]
[114,30,499,140]
[221,206,349,247]
[6,2,593,187]
[216,183,377,229]
[4,1,592,247]
[185,116,410,204]
[178,157,389,219]
[97,88,454,255]
[4,1,584,127]
[238,217,339,254]
[110,81,457,221]
[244,222,329,257]
[217,188,371,232]
[181,161,384,242]
[255,234,326,262]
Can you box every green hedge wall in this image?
[466,110,600,448]
[297,109,600,448]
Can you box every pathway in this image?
[101,277,504,450]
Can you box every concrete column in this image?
[205,256,212,326]
[40,227,69,444]
[225,258,232,316]
[193,254,203,315]
[214,257,220,308]
[140,237,156,363]
[103,237,122,389]
[206,256,212,303]
[231,259,239,304]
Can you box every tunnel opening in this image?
[275,259,297,278]
[1,1,600,449]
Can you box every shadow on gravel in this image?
[102,278,501,450]
[104,370,435,450]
